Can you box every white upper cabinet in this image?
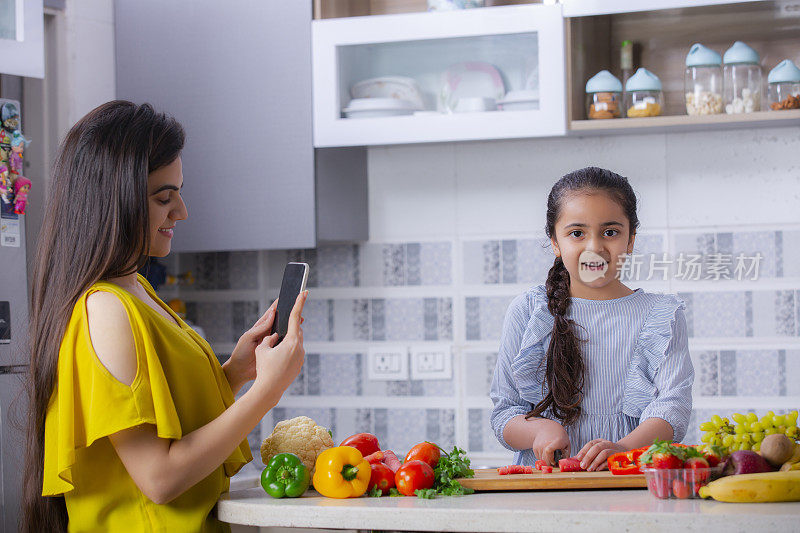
[312,4,566,147]
[0,0,43,78]
[561,0,763,17]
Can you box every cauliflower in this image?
[260,416,334,475]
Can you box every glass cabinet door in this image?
[0,0,44,78]
[313,4,566,147]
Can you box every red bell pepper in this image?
[607,446,649,475]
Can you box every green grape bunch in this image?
[699,410,799,454]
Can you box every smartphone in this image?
[271,262,309,344]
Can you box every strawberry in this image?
[647,473,671,499]
[640,440,686,469]
[684,456,710,483]
[672,479,691,499]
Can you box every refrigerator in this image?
[0,97,29,533]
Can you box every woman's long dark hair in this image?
[21,101,184,532]
[525,166,639,426]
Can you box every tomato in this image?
[404,442,441,469]
[367,463,396,495]
[340,433,380,457]
[394,460,435,496]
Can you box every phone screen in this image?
[273,262,309,343]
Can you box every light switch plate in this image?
[410,344,452,380]
[367,345,409,381]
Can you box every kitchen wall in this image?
[174,125,800,471]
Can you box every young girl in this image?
[490,167,693,471]
[22,101,307,532]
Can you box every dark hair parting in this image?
[525,166,639,426]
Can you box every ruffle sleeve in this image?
[623,293,694,441]
[510,285,555,409]
[43,287,184,496]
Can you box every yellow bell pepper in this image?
[312,446,371,498]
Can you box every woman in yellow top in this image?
[21,101,307,532]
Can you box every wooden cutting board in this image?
[456,468,647,491]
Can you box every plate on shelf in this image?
[439,62,506,113]
[351,77,425,111]
[342,98,417,119]
[498,89,540,111]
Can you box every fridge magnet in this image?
[12,177,31,215]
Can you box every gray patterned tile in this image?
[405,243,421,286]
[387,409,428,452]
[465,297,481,341]
[231,301,260,343]
[692,292,747,338]
[501,240,517,284]
[424,298,438,341]
[229,251,259,290]
[468,409,484,452]
[437,298,453,340]
[384,298,424,341]
[696,351,718,396]
[516,238,555,285]
[719,350,737,395]
[462,241,485,285]
[383,244,405,286]
[371,299,385,341]
[776,290,795,336]
[483,241,500,284]
[319,353,360,396]
[732,231,778,278]
[477,296,516,342]
[420,242,452,285]
[317,245,358,287]
[303,299,331,342]
[306,353,321,395]
[783,231,800,278]
[785,350,800,396]
[735,350,779,396]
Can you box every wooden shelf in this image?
[569,109,800,135]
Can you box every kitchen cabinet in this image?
[115,0,367,253]
[566,0,800,135]
[560,0,762,17]
[0,0,44,78]
[312,4,566,147]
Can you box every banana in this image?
[780,443,800,471]
[699,471,800,502]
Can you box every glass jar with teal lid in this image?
[767,59,800,110]
[624,68,663,117]
[586,70,622,119]
[685,43,723,115]
[723,41,762,114]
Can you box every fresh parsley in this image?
[416,445,475,499]
[368,486,383,498]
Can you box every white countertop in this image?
[218,485,800,532]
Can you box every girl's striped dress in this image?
[490,284,694,465]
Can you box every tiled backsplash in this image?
[177,225,800,470]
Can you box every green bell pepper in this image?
[261,453,310,498]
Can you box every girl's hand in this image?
[223,298,280,393]
[251,290,308,401]
[575,439,627,471]
[530,418,571,466]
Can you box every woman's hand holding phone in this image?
[252,290,308,403]
[530,418,571,466]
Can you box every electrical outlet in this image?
[368,346,409,381]
[410,344,452,380]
